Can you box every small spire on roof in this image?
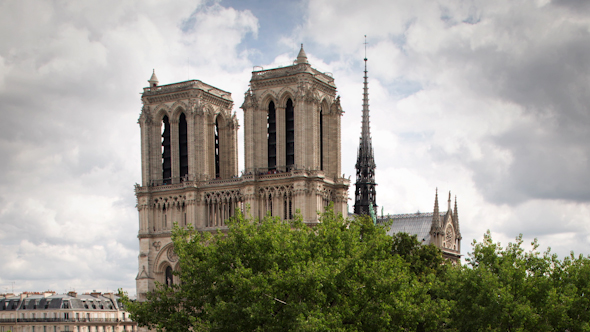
[296,44,308,64]
[148,69,159,87]
[448,191,452,212]
[432,188,440,228]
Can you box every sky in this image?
[1,0,589,296]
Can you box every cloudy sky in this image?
[1,0,589,296]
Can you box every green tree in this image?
[443,230,589,332]
[124,207,448,332]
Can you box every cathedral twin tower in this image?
[135,46,349,299]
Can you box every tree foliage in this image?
[123,211,590,332]
[124,208,447,332]
[443,230,590,332]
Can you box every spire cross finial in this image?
[363,35,368,61]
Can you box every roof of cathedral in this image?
[378,212,446,245]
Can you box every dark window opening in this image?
[165,266,173,287]
[161,116,171,184]
[320,107,324,171]
[284,194,288,220]
[215,117,220,178]
[268,194,273,217]
[285,99,295,169]
[267,101,276,170]
[179,113,188,180]
[283,194,292,220]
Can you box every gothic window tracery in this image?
[444,224,455,249]
[204,190,243,227]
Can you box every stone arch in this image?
[203,105,216,118]
[258,90,278,110]
[154,105,171,122]
[277,88,296,107]
[319,98,330,114]
[154,242,176,275]
[213,111,227,126]
[171,102,188,120]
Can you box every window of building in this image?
[285,99,295,169]
[161,115,171,184]
[319,107,324,171]
[214,117,220,178]
[165,266,173,287]
[179,113,188,180]
[267,101,276,170]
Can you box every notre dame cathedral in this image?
[135,46,461,301]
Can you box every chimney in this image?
[90,290,101,298]
[67,291,77,298]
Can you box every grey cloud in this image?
[424,6,590,205]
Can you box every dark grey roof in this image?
[0,293,121,311]
[378,212,445,245]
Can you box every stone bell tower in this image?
[135,46,349,301]
[135,74,239,301]
[241,44,349,222]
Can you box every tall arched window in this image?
[161,115,171,184]
[214,117,220,178]
[165,266,173,287]
[179,113,188,180]
[319,107,324,171]
[285,99,294,169]
[267,101,277,170]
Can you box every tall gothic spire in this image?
[354,36,377,216]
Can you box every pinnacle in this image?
[148,69,159,86]
[296,44,308,64]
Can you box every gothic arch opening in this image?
[267,101,277,170]
[320,106,324,171]
[285,98,294,169]
[161,115,171,184]
[165,266,173,287]
[214,116,220,178]
[179,113,188,180]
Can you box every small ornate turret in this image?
[148,69,159,87]
[295,44,308,64]
[354,37,377,216]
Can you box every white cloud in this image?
[1,0,589,296]
[0,0,258,295]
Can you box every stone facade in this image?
[135,46,349,301]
